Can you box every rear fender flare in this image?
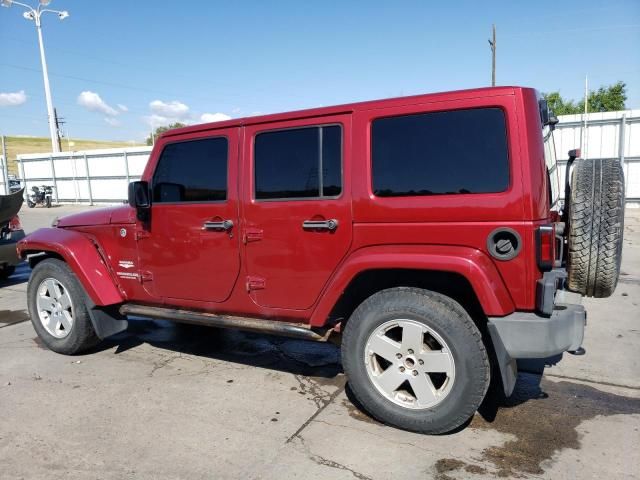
[309,245,515,327]
[17,227,124,306]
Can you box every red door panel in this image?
[242,115,353,310]
[137,128,241,303]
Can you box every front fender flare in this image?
[309,245,515,327]
[17,227,124,306]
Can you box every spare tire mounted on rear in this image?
[566,157,625,298]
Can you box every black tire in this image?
[342,287,490,434]
[28,258,100,354]
[45,196,52,208]
[27,200,35,208]
[0,265,16,280]
[567,158,625,297]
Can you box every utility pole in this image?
[488,24,496,87]
[54,107,64,152]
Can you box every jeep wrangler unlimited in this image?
[17,87,625,434]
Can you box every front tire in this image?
[28,258,100,354]
[342,287,490,434]
[45,196,52,208]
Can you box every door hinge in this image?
[243,228,263,244]
[139,270,153,283]
[246,276,265,292]
[135,230,150,240]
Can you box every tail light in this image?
[536,224,555,272]
[8,215,22,232]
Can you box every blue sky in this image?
[1,0,638,142]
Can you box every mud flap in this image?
[487,322,518,396]
[86,304,128,339]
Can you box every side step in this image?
[119,304,330,342]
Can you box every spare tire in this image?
[567,158,625,297]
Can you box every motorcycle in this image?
[27,185,54,208]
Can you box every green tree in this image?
[543,81,627,116]
[145,122,186,146]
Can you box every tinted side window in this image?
[255,125,342,200]
[372,108,509,197]
[153,137,228,203]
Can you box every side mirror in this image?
[128,181,150,221]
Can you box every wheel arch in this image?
[18,227,124,307]
[309,245,515,328]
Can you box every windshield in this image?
[543,126,560,209]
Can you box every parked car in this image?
[17,87,625,434]
[0,189,25,279]
[9,178,22,194]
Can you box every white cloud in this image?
[144,99,191,129]
[104,117,121,127]
[0,90,27,107]
[117,104,128,112]
[77,91,118,116]
[149,99,189,118]
[200,112,231,123]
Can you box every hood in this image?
[56,205,135,227]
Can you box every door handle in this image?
[302,219,339,231]
[203,220,234,231]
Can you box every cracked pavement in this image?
[0,205,639,479]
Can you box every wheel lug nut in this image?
[407,349,414,354]
[418,359,424,365]
[412,370,418,376]
[396,353,402,359]
[399,366,405,372]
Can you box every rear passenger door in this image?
[242,116,352,310]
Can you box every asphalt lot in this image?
[1,204,639,480]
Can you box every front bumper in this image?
[486,291,586,396]
[0,229,26,267]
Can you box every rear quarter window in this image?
[371,108,509,197]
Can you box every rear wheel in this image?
[567,158,625,297]
[28,258,100,354]
[45,196,52,208]
[342,287,490,434]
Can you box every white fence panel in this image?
[17,146,151,204]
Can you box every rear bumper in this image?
[0,230,26,267]
[487,303,586,359]
[487,290,586,396]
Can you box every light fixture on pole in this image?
[1,0,69,153]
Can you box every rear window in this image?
[371,108,509,197]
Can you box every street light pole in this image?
[1,0,69,153]
[34,11,59,152]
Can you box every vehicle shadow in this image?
[95,318,343,379]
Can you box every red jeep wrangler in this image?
[18,87,625,434]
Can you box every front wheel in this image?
[45,196,52,208]
[27,199,35,208]
[342,287,490,434]
[28,258,100,354]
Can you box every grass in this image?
[1,136,144,175]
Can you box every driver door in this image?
[137,128,241,303]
